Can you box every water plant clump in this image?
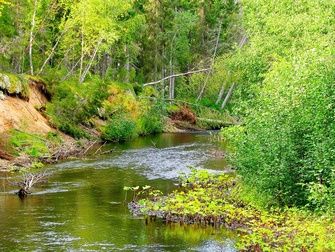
[129,169,335,251]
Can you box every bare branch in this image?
[143,68,211,87]
[196,21,222,101]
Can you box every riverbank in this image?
[130,169,335,251]
[0,72,231,171]
[0,133,235,251]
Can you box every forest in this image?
[0,0,335,251]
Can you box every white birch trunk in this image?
[29,0,38,75]
[221,83,236,110]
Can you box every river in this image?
[0,133,236,251]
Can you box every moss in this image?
[0,72,30,99]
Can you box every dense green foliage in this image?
[46,79,165,140]
[0,0,237,100]
[3,1,335,247]
[102,115,137,142]
[133,169,335,251]
[137,104,165,136]
[0,0,236,142]
[46,78,108,138]
[221,0,335,210]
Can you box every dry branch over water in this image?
[12,170,49,197]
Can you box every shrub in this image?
[138,106,164,136]
[102,115,137,142]
[101,82,139,119]
[46,78,108,138]
[222,0,335,209]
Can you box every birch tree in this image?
[60,0,132,83]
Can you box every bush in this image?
[138,106,164,136]
[101,83,139,119]
[102,116,137,142]
[222,0,335,209]
[46,78,108,138]
[58,123,88,139]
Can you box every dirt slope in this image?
[0,81,53,134]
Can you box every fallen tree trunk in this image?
[197,117,233,127]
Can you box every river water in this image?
[0,133,236,251]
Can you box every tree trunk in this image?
[169,74,175,100]
[161,67,165,99]
[221,83,236,110]
[29,0,38,75]
[216,84,225,105]
[125,45,130,83]
[38,34,62,75]
[79,31,84,81]
[196,22,222,102]
[79,39,102,84]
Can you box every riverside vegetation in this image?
[0,0,236,164]
[130,169,335,251]
[1,0,335,250]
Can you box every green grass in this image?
[10,130,55,158]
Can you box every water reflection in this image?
[0,133,235,251]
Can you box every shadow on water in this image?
[0,133,236,251]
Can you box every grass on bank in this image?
[9,130,62,159]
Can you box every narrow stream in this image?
[0,133,236,251]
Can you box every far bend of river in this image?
[0,133,236,251]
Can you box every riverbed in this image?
[0,133,236,251]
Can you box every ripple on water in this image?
[54,143,219,180]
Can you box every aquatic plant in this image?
[131,169,335,251]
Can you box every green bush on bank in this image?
[46,78,108,138]
[101,115,137,142]
[221,0,335,210]
[137,103,165,136]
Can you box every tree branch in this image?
[143,68,211,87]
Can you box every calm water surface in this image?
[0,133,236,251]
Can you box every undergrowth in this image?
[129,169,335,251]
[9,130,63,159]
